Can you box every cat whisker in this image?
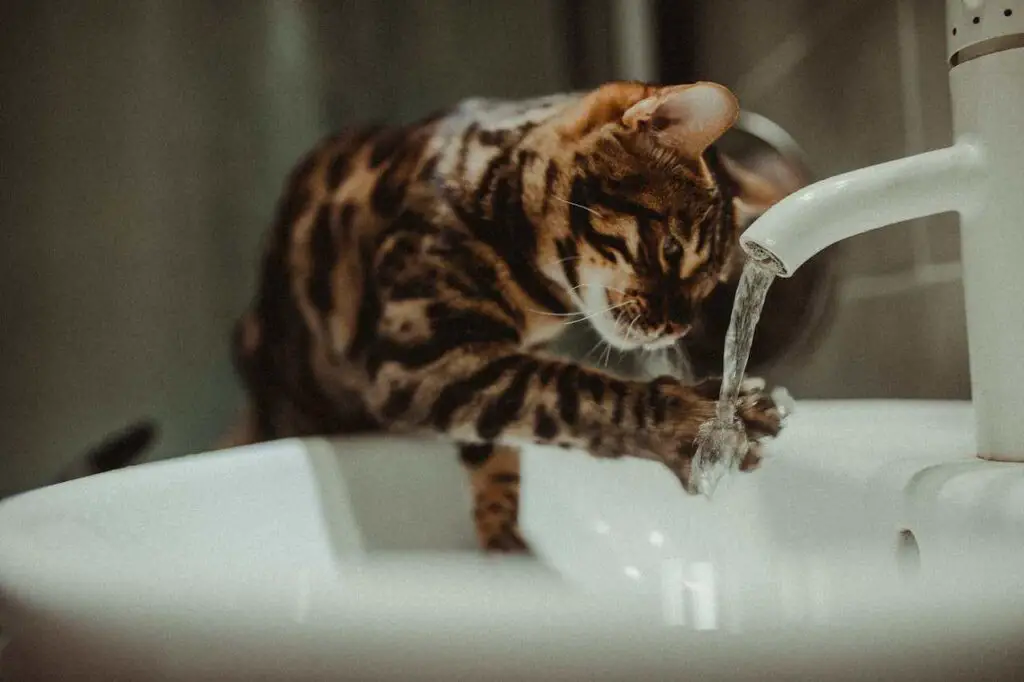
[583,337,607,364]
[563,301,631,326]
[624,314,641,343]
[551,195,601,217]
[671,344,693,380]
[542,255,583,269]
[604,311,627,367]
[528,308,585,318]
[567,283,628,296]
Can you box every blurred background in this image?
[0,0,965,496]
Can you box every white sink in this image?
[2,401,1024,680]
[522,400,1024,599]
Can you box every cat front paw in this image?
[737,386,785,440]
[692,376,786,440]
[735,386,794,474]
[638,376,786,489]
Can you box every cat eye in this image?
[663,237,682,258]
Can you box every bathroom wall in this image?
[0,0,589,496]
[693,0,970,400]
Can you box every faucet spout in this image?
[740,144,984,277]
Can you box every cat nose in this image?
[665,321,691,337]
[621,299,645,321]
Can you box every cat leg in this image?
[458,443,527,553]
[368,345,784,493]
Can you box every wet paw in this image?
[737,390,784,439]
[692,375,766,400]
[693,376,786,440]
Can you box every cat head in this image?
[541,81,784,351]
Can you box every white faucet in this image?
[742,0,1024,463]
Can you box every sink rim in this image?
[4,399,1024,680]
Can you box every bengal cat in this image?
[231,81,786,551]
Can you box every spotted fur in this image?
[232,81,785,551]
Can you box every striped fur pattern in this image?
[232,81,784,551]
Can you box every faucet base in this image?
[952,39,1024,462]
[977,453,1024,463]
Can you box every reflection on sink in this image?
[2,400,1024,680]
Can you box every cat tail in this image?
[53,419,159,484]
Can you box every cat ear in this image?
[720,152,805,225]
[622,82,739,160]
[559,82,654,138]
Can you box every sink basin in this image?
[521,400,1024,599]
[2,400,1024,680]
